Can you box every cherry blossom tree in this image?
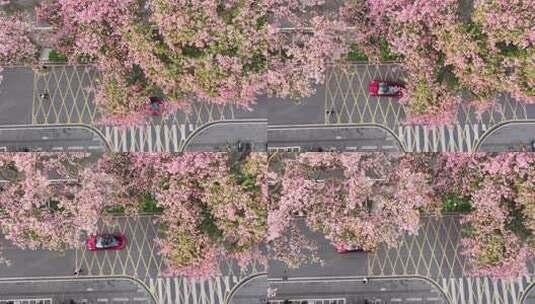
[38,0,348,125]
[0,153,116,254]
[435,153,535,280]
[341,0,535,124]
[340,0,462,124]
[0,6,39,88]
[99,152,270,278]
[268,153,437,267]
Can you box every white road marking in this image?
[382,145,395,149]
[406,298,423,302]
[88,145,103,150]
[390,299,402,302]
[86,288,94,291]
[426,297,442,302]
[346,146,358,150]
[68,146,84,150]
[97,299,108,302]
[360,145,378,150]
[380,287,386,291]
[112,298,129,302]
[335,136,343,140]
[133,298,148,302]
[41,136,49,140]
[52,146,64,151]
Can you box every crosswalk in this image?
[399,124,487,152]
[442,276,533,304]
[269,299,346,304]
[100,124,197,153]
[149,276,239,304]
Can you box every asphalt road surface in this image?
[0,125,108,152]
[268,278,447,304]
[267,125,401,152]
[183,120,267,152]
[477,122,535,152]
[4,64,535,152]
[268,220,368,280]
[0,278,154,304]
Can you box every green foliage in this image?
[181,45,204,58]
[442,195,473,213]
[199,208,224,241]
[140,193,164,213]
[497,43,525,58]
[243,52,267,75]
[217,0,243,24]
[346,38,401,62]
[228,153,261,193]
[48,50,68,62]
[45,200,65,213]
[506,200,532,242]
[346,44,369,62]
[436,54,460,90]
[104,204,126,214]
[104,193,163,214]
[378,38,401,61]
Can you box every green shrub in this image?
[48,50,68,62]
[443,195,473,213]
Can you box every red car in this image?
[368,80,405,97]
[336,244,364,254]
[86,233,127,251]
[147,97,164,116]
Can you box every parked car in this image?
[336,244,364,254]
[368,80,405,97]
[147,96,164,116]
[86,233,126,251]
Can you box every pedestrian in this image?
[40,91,49,100]
[73,267,83,275]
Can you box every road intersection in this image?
[2,63,535,152]
[0,215,264,304]
[1,213,535,303]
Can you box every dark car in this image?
[86,233,126,251]
[369,80,405,97]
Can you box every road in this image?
[268,278,447,304]
[264,216,535,304]
[3,64,535,152]
[0,125,108,152]
[476,122,535,152]
[0,67,33,125]
[1,213,534,304]
[182,119,267,152]
[268,220,368,280]
[0,216,263,304]
[267,125,401,152]
[0,278,154,304]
